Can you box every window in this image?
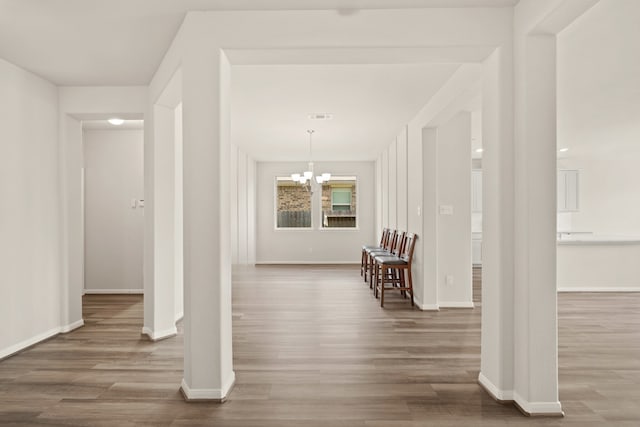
[275,177,311,228]
[321,176,357,228]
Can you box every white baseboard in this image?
[513,391,564,416]
[141,326,177,341]
[255,261,359,265]
[558,286,640,292]
[0,326,62,360]
[478,372,514,401]
[181,372,236,401]
[84,288,144,294]
[414,300,439,311]
[60,319,84,333]
[175,312,184,323]
[439,301,475,308]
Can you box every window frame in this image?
[273,176,313,230]
[319,175,359,231]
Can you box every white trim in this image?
[414,301,439,311]
[513,391,564,416]
[60,319,84,333]
[0,326,61,360]
[141,326,177,341]
[83,288,144,294]
[478,372,514,401]
[181,372,236,401]
[175,312,184,323]
[256,261,359,265]
[439,301,475,308]
[558,286,640,292]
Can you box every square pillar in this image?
[512,34,561,415]
[180,46,235,400]
[142,104,179,341]
[479,47,516,401]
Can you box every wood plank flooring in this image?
[1,265,639,426]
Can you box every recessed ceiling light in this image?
[558,147,569,152]
[108,118,124,126]
[475,148,484,153]
[308,113,333,120]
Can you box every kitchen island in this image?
[557,234,640,291]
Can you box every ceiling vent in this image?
[308,113,333,120]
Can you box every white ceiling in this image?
[0,0,502,160]
[231,64,460,161]
[0,0,518,86]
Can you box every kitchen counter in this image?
[557,236,640,291]
[557,234,640,245]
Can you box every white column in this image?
[479,47,516,401]
[512,34,561,415]
[58,115,84,332]
[142,104,178,341]
[436,112,473,308]
[181,46,235,401]
[421,127,439,310]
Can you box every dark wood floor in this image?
[1,265,639,426]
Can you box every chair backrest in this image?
[384,229,397,251]
[379,228,390,247]
[401,233,418,263]
[392,231,406,257]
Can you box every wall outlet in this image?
[445,275,454,286]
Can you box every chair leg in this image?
[360,250,365,277]
[372,261,377,296]
[380,266,386,307]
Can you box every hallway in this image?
[0,266,638,425]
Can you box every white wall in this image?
[230,145,257,265]
[0,58,62,358]
[58,85,147,332]
[557,0,640,235]
[436,112,473,307]
[83,129,144,292]
[376,65,482,310]
[256,161,375,263]
[379,112,473,309]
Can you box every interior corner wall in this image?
[375,154,383,242]
[557,0,640,235]
[0,58,62,358]
[174,104,184,320]
[83,129,144,292]
[256,161,375,263]
[231,145,257,265]
[396,127,409,231]
[388,139,398,229]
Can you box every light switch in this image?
[439,205,454,215]
[131,198,137,208]
[138,199,145,208]
[417,206,421,216]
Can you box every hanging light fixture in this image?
[291,130,330,191]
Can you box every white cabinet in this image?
[471,170,482,212]
[558,170,579,212]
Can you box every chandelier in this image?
[291,130,330,191]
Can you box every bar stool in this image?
[373,233,418,307]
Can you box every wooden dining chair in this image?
[373,233,418,307]
[366,230,400,288]
[369,231,404,290]
[361,228,389,280]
